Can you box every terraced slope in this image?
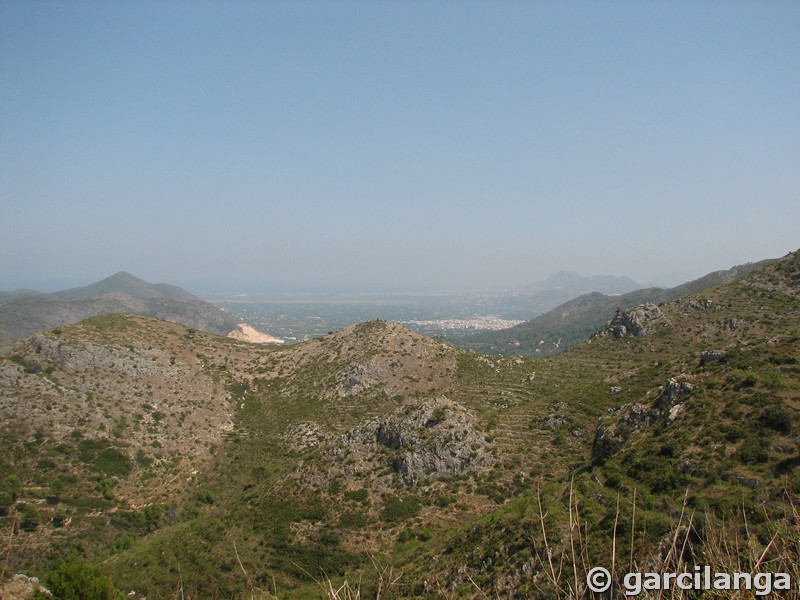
[1,250,798,598]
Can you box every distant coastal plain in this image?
[207,292,520,342]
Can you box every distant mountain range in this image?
[0,264,775,355]
[1,249,798,597]
[509,270,641,296]
[0,271,247,352]
[457,259,775,356]
[465,271,643,319]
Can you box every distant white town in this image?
[402,316,524,331]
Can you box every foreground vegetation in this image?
[1,251,799,598]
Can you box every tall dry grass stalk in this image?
[161,494,800,599]
[525,483,800,599]
[1,508,19,584]
[286,553,400,600]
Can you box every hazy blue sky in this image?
[2,1,798,293]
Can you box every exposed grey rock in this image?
[537,402,571,429]
[699,350,726,365]
[592,377,694,463]
[332,361,386,398]
[543,416,569,428]
[685,298,713,311]
[340,397,493,485]
[622,403,653,428]
[591,424,623,464]
[667,403,685,422]
[608,303,669,338]
[653,378,694,412]
[728,318,744,331]
[28,334,172,376]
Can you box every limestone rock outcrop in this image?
[591,377,694,464]
[332,361,387,398]
[339,397,493,485]
[608,303,669,338]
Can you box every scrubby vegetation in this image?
[1,250,799,598]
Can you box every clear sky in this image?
[2,1,799,293]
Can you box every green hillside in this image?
[458,259,773,358]
[1,250,799,598]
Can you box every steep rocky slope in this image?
[1,250,798,598]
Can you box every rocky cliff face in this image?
[316,397,495,486]
[3,251,799,598]
[607,303,670,337]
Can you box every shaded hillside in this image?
[458,258,774,357]
[0,272,244,352]
[1,250,799,598]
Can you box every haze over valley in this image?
[202,270,642,342]
[2,1,799,598]
[2,248,799,599]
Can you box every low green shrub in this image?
[381,495,421,524]
[34,561,124,600]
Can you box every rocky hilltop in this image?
[1,249,798,599]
